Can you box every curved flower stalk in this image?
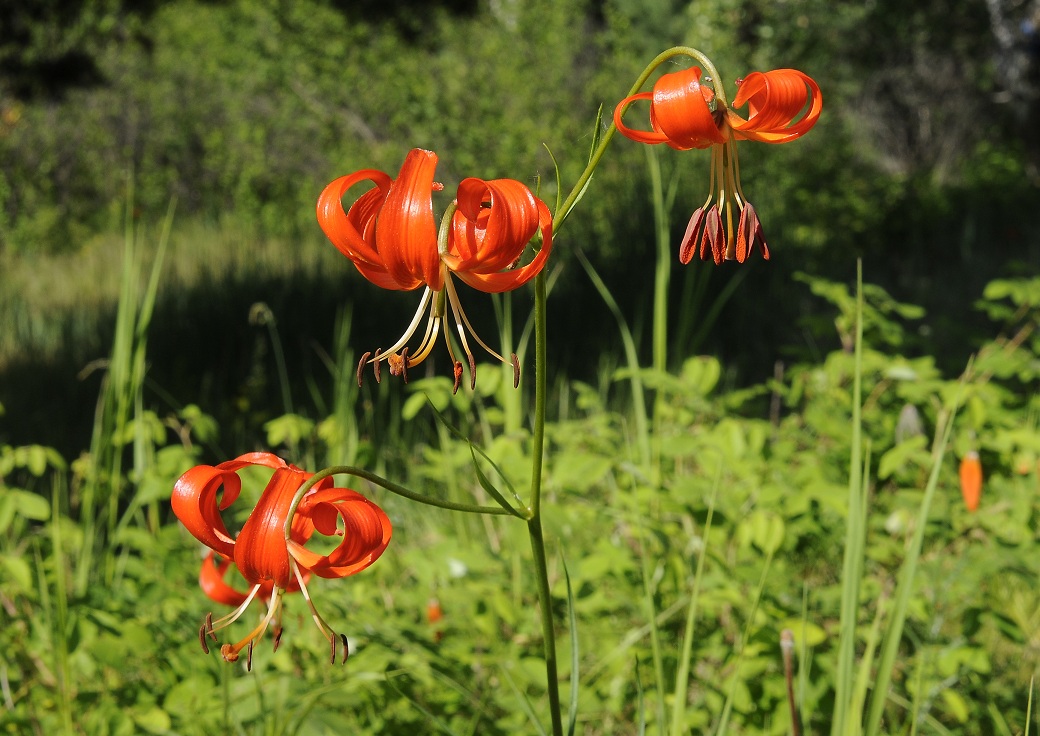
[171,452,392,669]
[317,148,553,392]
[614,66,821,264]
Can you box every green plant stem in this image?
[831,261,866,736]
[520,47,721,736]
[669,469,720,735]
[529,515,564,736]
[525,270,564,736]
[284,465,519,523]
[646,145,670,376]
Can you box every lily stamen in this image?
[198,582,264,653]
[291,559,348,664]
[219,587,284,667]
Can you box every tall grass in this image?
[74,194,175,595]
[0,219,343,371]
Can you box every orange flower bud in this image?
[427,597,444,626]
[959,451,982,513]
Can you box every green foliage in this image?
[3,1,1040,733]
[2,271,1039,733]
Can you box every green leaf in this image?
[877,435,928,480]
[132,706,172,734]
[12,489,50,521]
[941,689,970,724]
[263,413,315,447]
[0,554,32,590]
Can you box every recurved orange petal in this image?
[449,178,540,272]
[171,464,242,558]
[375,149,443,292]
[317,171,404,290]
[729,69,822,143]
[450,195,553,294]
[288,487,392,579]
[232,462,317,590]
[613,92,670,145]
[648,67,726,150]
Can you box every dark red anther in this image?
[452,361,464,395]
[357,352,371,387]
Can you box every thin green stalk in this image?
[575,249,651,468]
[525,270,564,736]
[638,540,667,734]
[646,145,670,376]
[864,388,964,736]
[669,468,720,735]
[529,515,564,736]
[498,45,724,736]
[831,261,867,736]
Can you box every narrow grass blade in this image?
[384,670,460,736]
[500,665,550,736]
[636,659,647,736]
[863,383,964,736]
[831,261,867,736]
[423,398,527,516]
[563,555,579,736]
[1026,674,1035,736]
[575,248,651,469]
[669,466,720,736]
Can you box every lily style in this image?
[317,148,553,392]
[614,67,821,264]
[171,452,392,669]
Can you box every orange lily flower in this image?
[172,452,392,668]
[317,148,553,392]
[614,67,821,264]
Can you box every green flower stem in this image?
[283,466,517,543]
[528,514,563,736]
[525,269,563,736]
[522,45,721,736]
[554,46,722,233]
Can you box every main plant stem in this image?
[527,271,564,736]
[524,46,721,735]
